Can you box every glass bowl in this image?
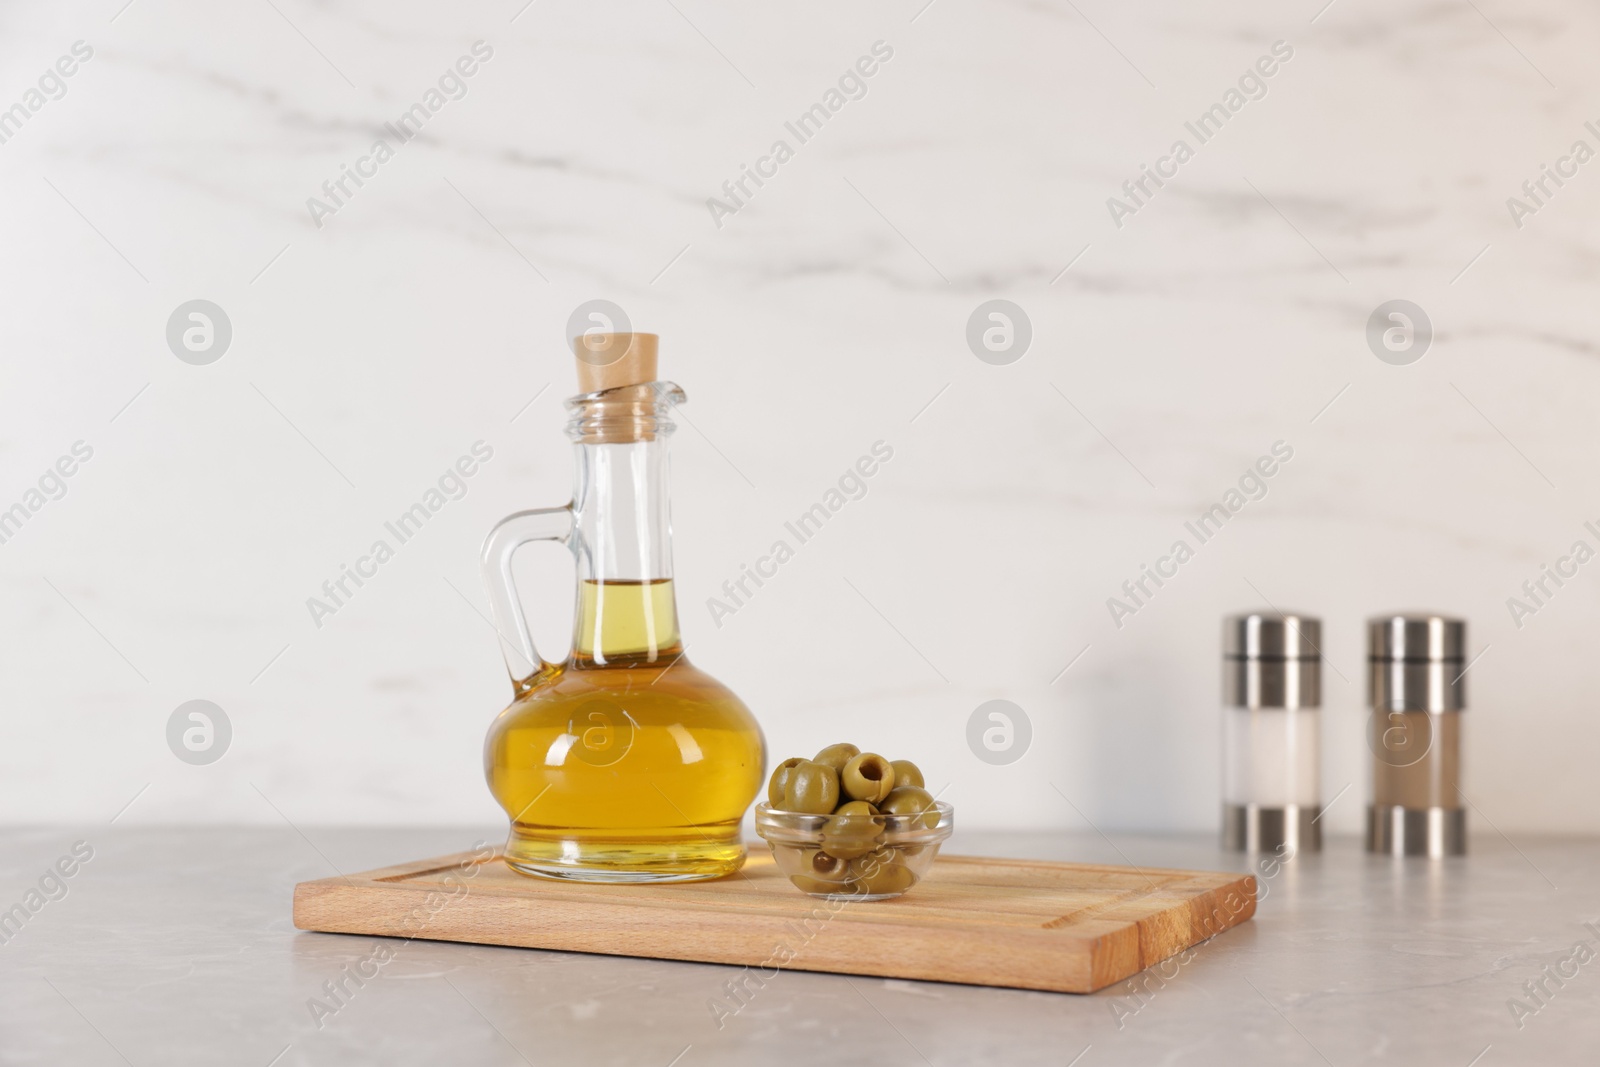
[753,801,954,901]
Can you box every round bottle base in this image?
[502,825,747,883]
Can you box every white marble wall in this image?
[2,0,1597,835]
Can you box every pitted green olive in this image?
[775,844,848,883]
[821,800,884,859]
[806,849,848,881]
[889,759,924,790]
[879,785,939,829]
[841,752,895,804]
[812,743,860,773]
[767,757,805,806]
[845,845,896,881]
[870,863,918,895]
[844,851,921,902]
[781,760,839,814]
[769,842,808,874]
[790,875,851,895]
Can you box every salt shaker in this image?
[1367,614,1467,857]
[1222,613,1322,852]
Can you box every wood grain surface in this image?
[292,848,1256,994]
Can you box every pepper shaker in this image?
[1367,614,1467,856]
[1222,613,1322,852]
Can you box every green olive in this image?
[821,800,884,860]
[805,849,848,881]
[889,759,925,790]
[880,785,939,829]
[841,752,895,804]
[767,757,806,806]
[845,845,896,881]
[781,760,839,814]
[789,875,849,895]
[812,743,860,773]
[844,857,921,895]
[770,843,809,875]
[777,845,846,883]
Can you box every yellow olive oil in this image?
[485,579,765,881]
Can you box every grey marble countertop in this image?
[2,826,1596,1066]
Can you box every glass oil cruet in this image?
[481,332,765,882]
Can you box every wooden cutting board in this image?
[292,847,1256,994]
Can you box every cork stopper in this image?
[573,332,658,393]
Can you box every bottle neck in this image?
[569,438,681,666]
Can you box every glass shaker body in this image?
[1222,613,1322,852]
[1366,615,1466,857]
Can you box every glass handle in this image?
[480,505,574,692]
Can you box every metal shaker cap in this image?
[1368,615,1466,661]
[1224,613,1322,659]
[1368,614,1466,711]
[1223,612,1322,709]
